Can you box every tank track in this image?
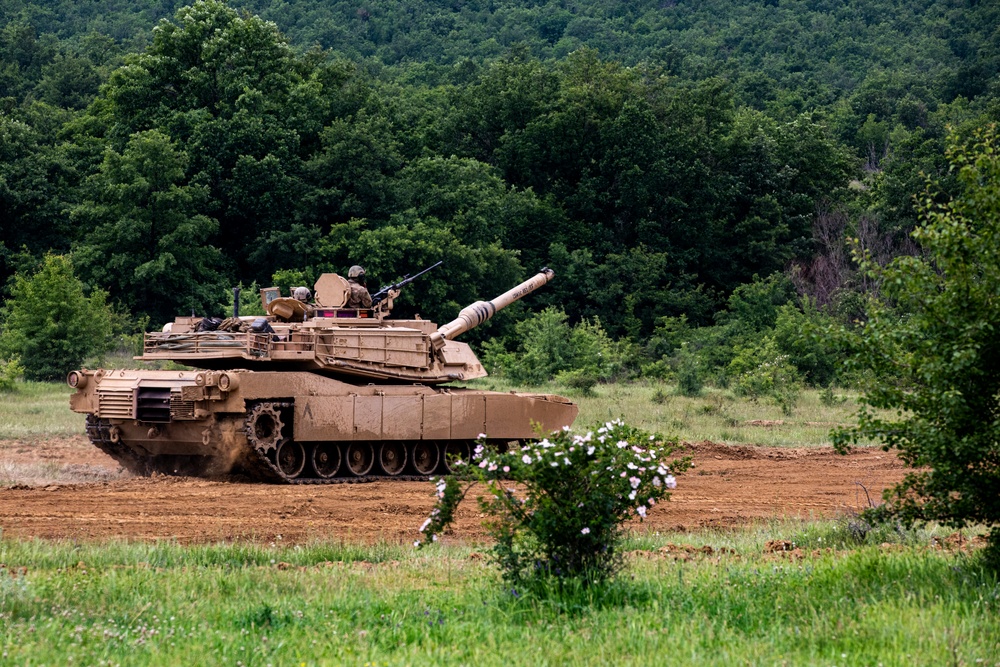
[85,415,152,475]
[86,412,467,485]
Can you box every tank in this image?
[67,268,578,483]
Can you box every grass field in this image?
[1,522,997,666]
[0,382,82,440]
[475,379,873,447]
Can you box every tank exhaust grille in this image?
[136,386,172,423]
[98,389,133,419]
[170,395,196,420]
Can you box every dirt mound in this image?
[0,437,907,544]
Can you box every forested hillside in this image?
[1,0,998,388]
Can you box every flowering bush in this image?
[417,420,691,585]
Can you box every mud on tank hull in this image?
[68,368,578,483]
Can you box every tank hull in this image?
[69,368,578,483]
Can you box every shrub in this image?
[833,125,1000,554]
[0,255,115,381]
[0,358,24,393]
[728,338,803,414]
[417,420,691,586]
[554,368,598,395]
[483,307,630,386]
[674,342,703,397]
[772,300,843,387]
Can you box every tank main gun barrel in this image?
[430,268,554,350]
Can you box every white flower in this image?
[587,446,595,456]
[562,425,571,432]
[550,461,559,467]
[563,458,571,466]
[649,435,655,440]
[628,490,637,500]
[431,534,438,542]
[522,454,532,464]
[665,475,677,489]
[617,440,628,449]
[657,466,668,476]
[581,527,591,535]
[413,541,420,548]
[488,463,498,472]
[503,466,510,473]
[420,518,432,532]
[620,471,627,478]
[605,421,614,431]
[648,498,656,506]
[629,476,641,489]
[652,476,662,487]
[627,462,638,470]
[478,460,489,469]
[478,433,487,440]
[636,505,647,518]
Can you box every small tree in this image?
[418,420,690,587]
[833,126,1000,554]
[0,255,114,380]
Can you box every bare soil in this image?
[0,436,906,545]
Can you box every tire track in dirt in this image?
[0,438,907,544]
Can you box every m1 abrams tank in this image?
[67,269,577,483]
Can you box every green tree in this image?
[71,129,225,325]
[834,126,1000,554]
[92,0,365,282]
[0,254,114,381]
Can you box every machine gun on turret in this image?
[370,260,443,306]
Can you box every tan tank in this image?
[67,268,578,483]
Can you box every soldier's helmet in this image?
[292,286,312,302]
[348,265,366,280]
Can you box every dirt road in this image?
[0,437,906,544]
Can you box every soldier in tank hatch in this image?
[346,265,372,308]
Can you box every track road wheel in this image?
[275,438,306,479]
[345,443,374,476]
[410,442,439,475]
[379,442,407,476]
[442,442,470,473]
[311,443,341,479]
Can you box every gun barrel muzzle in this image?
[431,268,554,348]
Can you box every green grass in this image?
[1,523,997,666]
[473,380,874,447]
[0,381,85,440]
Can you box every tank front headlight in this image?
[218,372,239,392]
[67,371,87,389]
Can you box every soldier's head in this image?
[348,265,366,284]
[292,286,312,302]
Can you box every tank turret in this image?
[139,268,556,384]
[68,268,578,483]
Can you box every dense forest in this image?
[1,0,998,390]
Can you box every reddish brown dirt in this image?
[0,437,907,545]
